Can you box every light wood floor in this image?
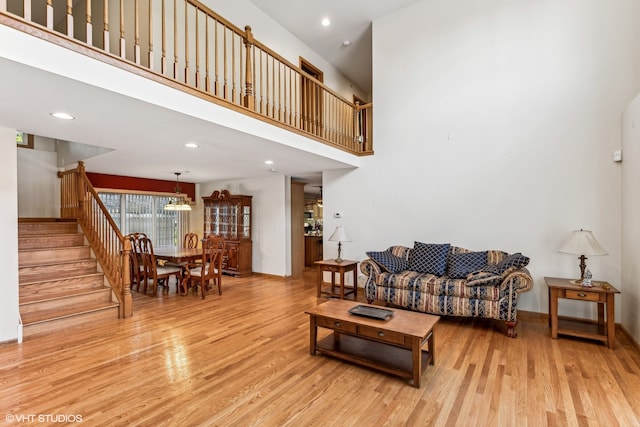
[1,270,639,426]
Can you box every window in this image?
[99,192,188,246]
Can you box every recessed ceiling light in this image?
[321,18,331,27]
[342,40,352,47]
[265,160,274,165]
[185,142,199,148]
[51,112,75,120]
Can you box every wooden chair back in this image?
[181,235,225,299]
[139,236,181,295]
[183,232,199,248]
[126,232,147,291]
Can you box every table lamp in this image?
[558,229,608,283]
[328,225,351,263]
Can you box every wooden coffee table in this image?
[305,299,439,388]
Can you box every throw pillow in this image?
[447,251,488,279]
[496,252,530,275]
[409,242,450,276]
[466,264,502,286]
[366,250,409,274]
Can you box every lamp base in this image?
[334,257,343,263]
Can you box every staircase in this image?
[18,219,120,337]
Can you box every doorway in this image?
[300,58,324,137]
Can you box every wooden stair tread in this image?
[21,301,119,325]
[20,287,111,305]
[19,257,95,268]
[19,272,104,287]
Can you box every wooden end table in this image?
[305,299,439,388]
[544,276,620,349]
[315,259,358,299]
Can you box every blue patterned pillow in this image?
[497,252,530,275]
[366,250,409,274]
[409,242,450,276]
[447,251,488,279]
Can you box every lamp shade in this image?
[558,229,607,256]
[328,225,351,242]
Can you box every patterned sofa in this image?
[361,243,533,337]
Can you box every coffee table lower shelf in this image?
[315,332,433,384]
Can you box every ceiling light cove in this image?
[321,18,331,27]
[51,112,75,120]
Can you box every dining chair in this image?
[126,232,148,291]
[165,232,200,270]
[181,235,225,299]
[139,236,182,295]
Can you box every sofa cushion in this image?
[409,242,450,275]
[466,264,503,286]
[447,251,487,279]
[366,250,409,273]
[497,252,530,275]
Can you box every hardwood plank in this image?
[0,269,639,425]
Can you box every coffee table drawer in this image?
[357,325,407,346]
[316,316,358,334]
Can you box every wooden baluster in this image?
[195,8,200,88]
[184,0,189,85]
[134,0,140,64]
[223,27,228,100]
[0,1,5,12]
[46,0,53,30]
[214,18,219,96]
[243,26,255,110]
[259,50,264,114]
[173,0,178,79]
[119,0,125,59]
[66,0,73,38]
[23,1,31,20]
[231,31,236,102]
[161,0,166,74]
[148,0,153,70]
[86,0,92,46]
[103,0,109,52]
[205,15,210,93]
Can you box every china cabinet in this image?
[203,190,252,276]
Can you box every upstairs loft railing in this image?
[59,161,133,318]
[0,0,373,155]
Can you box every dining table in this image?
[153,246,204,264]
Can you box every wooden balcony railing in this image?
[59,161,132,318]
[1,0,373,155]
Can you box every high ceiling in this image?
[249,0,422,92]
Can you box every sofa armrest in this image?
[360,258,383,279]
[500,267,533,294]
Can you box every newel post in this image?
[121,239,133,317]
[243,25,255,110]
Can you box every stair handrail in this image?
[58,161,132,318]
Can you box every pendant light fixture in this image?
[164,172,192,211]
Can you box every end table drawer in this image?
[566,289,600,302]
[316,317,358,333]
[357,325,406,345]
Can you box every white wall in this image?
[622,93,640,343]
[17,137,59,217]
[0,127,20,342]
[323,0,640,321]
[199,175,289,276]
